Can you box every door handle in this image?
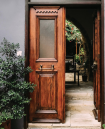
[91,60,97,72]
[39,65,54,70]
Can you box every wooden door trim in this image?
[32,118,60,123]
[36,70,58,74]
[101,0,105,128]
[24,0,29,129]
[36,15,58,61]
[35,110,57,113]
[36,58,58,62]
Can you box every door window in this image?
[40,20,54,58]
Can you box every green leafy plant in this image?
[0,127,4,129]
[80,48,84,55]
[0,38,36,125]
[103,124,105,129]
[65,19,82,42]
[74,54,79,63]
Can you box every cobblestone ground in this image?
[28,73,101,129]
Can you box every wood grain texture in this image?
[95,17,98,109]
[32,118,60,123]
[32,113,58,119]
[0,120,11,129]
[36,16,57,60]
[93,9,101,122]
[38,72,57,110]
[62,7,66,123]
[29,6,65,123]
[97,9,101,122]
[24,0,29,128]
[29,8,37,122]
[35,110,57,113]
[101,0,105,127]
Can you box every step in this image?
[65,92,93,100]
[65,88,93,100]
[65,100,95,113]
[70,113,101,127]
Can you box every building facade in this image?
[0,0,105,129]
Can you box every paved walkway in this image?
[28,74,101,129]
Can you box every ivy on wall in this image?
[65,19,82,42]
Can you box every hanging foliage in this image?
[65,19,82,42]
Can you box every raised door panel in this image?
[36,71,57,110]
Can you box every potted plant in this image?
[82,71,87,82]
[82,59,88,82]
[75,54,80,64]
[0,38,36,129]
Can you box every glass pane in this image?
[40,20,54,58]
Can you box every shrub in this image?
[0,38,36,125]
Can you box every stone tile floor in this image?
[65,73,82,82]
[28,73,101,129]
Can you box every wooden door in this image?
[29,6,66,123]
[93,9,101,122]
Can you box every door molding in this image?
[101,0,105,128]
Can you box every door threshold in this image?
[32,119,60,123]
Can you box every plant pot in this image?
[82,75,87,82]
[0,119,11,129]
[11,117,24,129]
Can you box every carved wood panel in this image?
[36,71,57,110]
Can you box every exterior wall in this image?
[0,0,25,129]
[0,0,25,56]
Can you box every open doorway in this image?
[27,5,104,129]
[65,8,101,127]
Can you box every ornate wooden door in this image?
[93,9,101,122]
[29,6,66,123]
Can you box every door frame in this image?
[25,0,105,129]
